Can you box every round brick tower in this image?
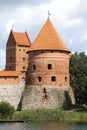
[22,18,75,110]
[28,18,70,86]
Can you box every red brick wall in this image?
[0,76,19,84]
[6,44,29,72]
[5,33,16,70]
[0,73,25,84]
[6,46,16,70]
[28,50,70,86]
[16,45,29,72]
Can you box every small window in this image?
[23,49,25,52]
[19,49,21,51]
[48,64,52,69]
[65,77,68,82]
[23,57,25,61]
[38,76,42,82]
[51,76,56,82]
[33,64,36,70]
[23,66,25,70]
[43,88,46,93]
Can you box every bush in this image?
[0,101,15,119]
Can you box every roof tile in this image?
[29,19,69,52]
[12,31,31,46]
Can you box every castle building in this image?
[0,18,75,109]
[27,18,70,86]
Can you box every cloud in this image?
[83,33,87,40]
[0,49,5,70]
[5,19,15,33]
[68,39,73,45]
[0,0,87,70]
[0,0,50,6]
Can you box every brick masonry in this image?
[28,50,70,86]
[0,19,75,110]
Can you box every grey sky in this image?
[0,0,87,70]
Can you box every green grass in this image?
[12,108,87,123]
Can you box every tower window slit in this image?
[33,64,36,70]
[38,76,42,82]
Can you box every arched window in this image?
[48,64,52,69]
[38,76,42,82]
[51,76,56,82]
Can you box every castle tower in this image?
[6,30,31,72]
[28,18,70,86]
[22,18,75,109]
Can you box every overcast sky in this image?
[0,0,87,70]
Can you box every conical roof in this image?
[29,18,70,52]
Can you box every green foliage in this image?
[12,108,64,122]
[0,101,15,119]
[12,108,87,123]
[70,52,87,105]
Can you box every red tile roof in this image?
[29,19,70,52]
[0,71,21,77]
[12,31,31,46]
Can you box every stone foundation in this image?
[22,85,75,110]
[0,81,25,109]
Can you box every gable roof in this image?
[0,71,21,77]
[11,30,31,46]
[29,18,70,52]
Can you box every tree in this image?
[70,52,87,105]
[0,101,15,118]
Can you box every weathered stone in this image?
[0,81,25,109]
[22,85,75,110]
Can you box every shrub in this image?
[0,101,15,119]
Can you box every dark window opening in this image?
[42,88,48,100]
[48,64,52,69]
[23,57,25,61]
[65,77,68,82]
[33,64,36,70]
[45,94,48,99]
[38,76,42,82]
[43,88,46,93]
[19,49,21,51]
[23,49,25,51]
[23,66,25,70]
[51,76,56,82]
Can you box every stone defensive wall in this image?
[0,81,25,109]
[22,85,75,110]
